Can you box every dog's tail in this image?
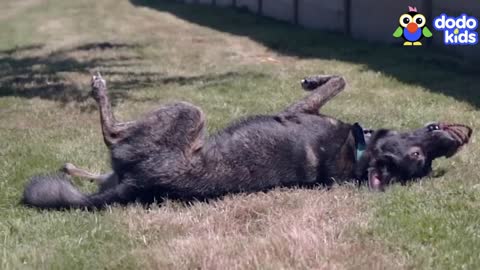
[21,173,131,210]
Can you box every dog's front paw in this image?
[91,72,107,99]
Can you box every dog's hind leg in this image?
[62,163,116,184]
[62,163,111,183]
[62,163,118,191]
[91,72,135,147]
[284,75,346,114]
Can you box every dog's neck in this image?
[351,123,367,161]
[328,124,368,184]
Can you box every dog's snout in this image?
[440,123,473,145]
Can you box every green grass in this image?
[367,181,480,269]
[0,0,478,269]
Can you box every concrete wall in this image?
[351,0,427,43]
[262,0,295,23]
[298,0,345,32]
[433,0,480,17]
[180,0,479,59]
[236,0,259,13]
[216,0,233,7]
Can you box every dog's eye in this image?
[407,146,424,160]
[410,151,424,160]
[427,124,440,132]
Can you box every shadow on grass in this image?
[130,0,480,108]
[0,42,139,109]
[0,42,258,109]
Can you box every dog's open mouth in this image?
[368,168,385,191]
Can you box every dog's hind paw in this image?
[301,75,342,91]
[61,163,76,173]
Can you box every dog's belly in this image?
[192,114,353,194]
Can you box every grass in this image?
[0,0,478,269]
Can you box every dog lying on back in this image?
[22,74,472,210]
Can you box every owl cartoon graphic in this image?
[393,6,433,46]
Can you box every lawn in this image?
[0,0,479,269]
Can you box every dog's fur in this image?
[22,74,472,210]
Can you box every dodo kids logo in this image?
[433,13,478,45]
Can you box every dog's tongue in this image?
[368,170,384,192]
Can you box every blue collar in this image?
[352,123,367,161]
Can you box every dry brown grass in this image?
[122,186,406,270]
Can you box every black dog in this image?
[22,74,472,209]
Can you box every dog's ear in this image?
[354,129,394,181]
[367,153,400,191]
[375,152,401,167]
[368,129,397,144]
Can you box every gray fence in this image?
[177,0,480,59]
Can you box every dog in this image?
[22,73,472,210]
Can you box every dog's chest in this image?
[300,127,356,184]
[303,145,320,182]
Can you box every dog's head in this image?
[356,123,472,191]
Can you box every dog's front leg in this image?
[284,75,346,114]
[91,73,135,147]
